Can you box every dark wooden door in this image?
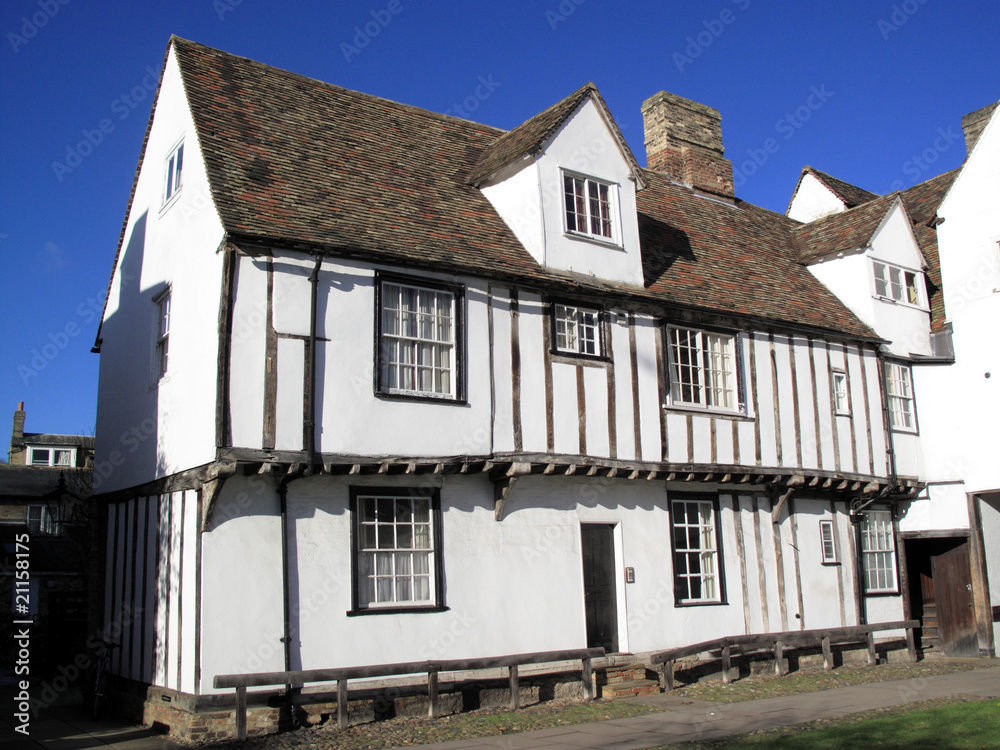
[932,540,978,657]
[581,524,618,653]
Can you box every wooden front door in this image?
[932,540,978,657]
[581,524,618,653]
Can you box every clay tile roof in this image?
[801,166,880,209]
[899,169,958,225]
[637,171,876,339]
[791,193,902,264]
[467,82,642,186]
[165,38,876,342]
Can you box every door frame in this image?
[579,521,628,654]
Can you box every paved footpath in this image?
[406,666,1000,750]
[3,667,999,750]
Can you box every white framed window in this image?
[872,260,923,307]
[667,326,741,412]
[153,289,171,382]
[819,520,838,564]
[671,498,722,604]
[553,303,601,356]
[27,446,75,467]
[885,362,916,432]
[163,141,184,205]
[351,488,442,612]
[563,172,616,242]
[378,279,459,399]
[832,370,850,416]
[861,510,897,593]
[27,505,59,536]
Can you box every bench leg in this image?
[337,679,348,730]
[822,636,833,671]
[428,669,439,719]
[721,646,732,684]
[235,687,247,741]
[581,658,594,701]
[509,665,520,710]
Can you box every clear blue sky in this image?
[2,0,998,439]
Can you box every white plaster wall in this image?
[490,289,515,453]
[787,173,847,222]
[200,480,285,693]
[551,361,579,454]
[794,498,849,629]
[633,315,662,463]
[936,105,1000,493]
[610,310,636,461]
[807,254,874,330]
[898,484,970,532]
[583,365,610,457]
[517,293,547,454]
[96,46,225,493]
[228,256,267,450]
[536,100,643,286]
[479,158,544,264]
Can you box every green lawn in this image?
[668,699,1000,749]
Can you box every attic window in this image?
[872,261,923,307]
[163,141,184,205]
[563,172,616,242]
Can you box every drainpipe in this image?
[277,477,294,684]
[305,254,322,472]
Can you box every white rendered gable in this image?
[480,98,643,287]
[787,173,848,222]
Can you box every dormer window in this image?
[28,446,76,467]
[563,172,616,242]
[872,260,923,307]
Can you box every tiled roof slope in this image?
[637,171,876,338]
[791,194,900,264]
[466,82,642,185]
[171,38,876,341]
[788,166,880,214]
[899,169,958,225]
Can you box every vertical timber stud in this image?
[582,657,594,700]
[427,668,439,718]
[236,686,247,741]
[337,679,348,729]
[509,664,520,710]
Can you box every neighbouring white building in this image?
[92,36,995,738]
[787,99,1000,661]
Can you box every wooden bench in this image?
[214,647,604,740]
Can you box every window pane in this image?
[355,494,436,607]
[31,449,50,465]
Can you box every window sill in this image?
[376,390,467,406]
[674,600,728,608]
[872,295,928,312]
[821,561,841,566]
[347,605,449,617]
[563,231,623,250]
[160,188,183,215]
[551,350,610,366]
[863,590,900,598]
[662,404,753,422]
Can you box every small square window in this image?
[563,173,616,242]
[819,520,838,564]
[553,304,602,356]
[164,141,184,205]
[832,370,850,416]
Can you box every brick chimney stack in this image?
[10,402,26,465]
[961,101,998,156]
[642,91,734,198]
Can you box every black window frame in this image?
[668,493,728,607]
[549,298,609,361]
[374,271,467,404]
[348,485,447,616]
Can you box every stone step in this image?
[599,679,662,699]
[597,663,652,685]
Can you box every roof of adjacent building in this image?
[103,37,881,342]
[787,166,881,215]
[791,193,902,264]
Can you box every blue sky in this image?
[1,0,998,440]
